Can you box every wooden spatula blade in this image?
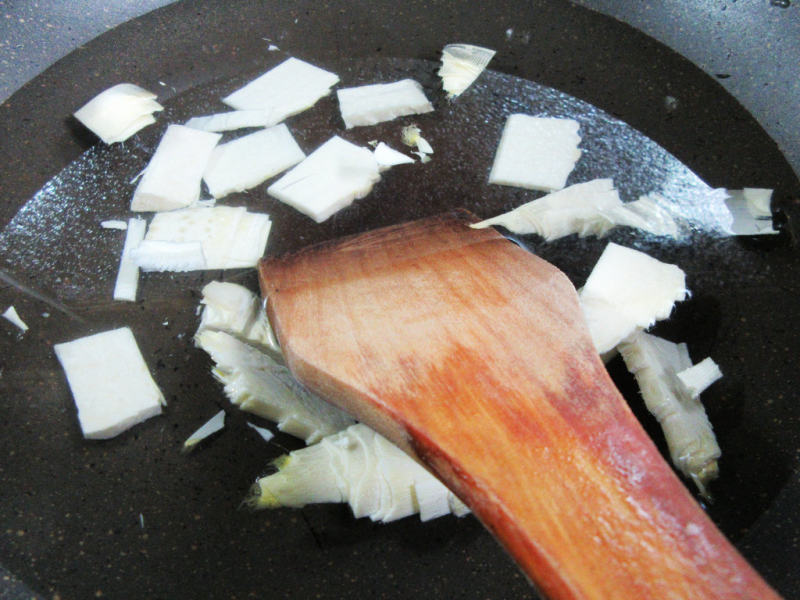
[259,210,780,600]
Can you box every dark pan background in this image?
[1,1,798,599]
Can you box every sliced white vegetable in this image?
[73,83,163,144]
[605,193,680,238]
[579,243,687,354]
[185,110,274,132]
[373,142,415,170]
[196,330,355,443]
[267,136,381,223]
[53,327,165,439]
[130,240,207,272]
[677,357,723,399]
[140,206,272,270]
[249,424,467,523]
[2,306,29,332]
[202,124,305,199]
[101,220,128,230]
[401,124,434,156]
[112,217,147,301]
[337,79,434,129]
[724,188,778,235]
[247,422,275,442]
[618,332,720,497]
[196,281,281,355]
[183,409,226,451]
[488,114,581,192]
[438,43,496,98]
[222,57,339,124]
[130,125,222,212]
[471,179,620,240]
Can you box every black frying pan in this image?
[1,1,798,599]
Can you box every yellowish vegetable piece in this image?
[222,57,339,124]
[130,125,222,212]
[267,136,381,223]
[337,79,434,128]
[438,43,496,97]
[54,327,165,439]
[202,124,305,199]
[618,332,721,497]
[248,424,467,523]
[579,243,688,354]
[196,330,355,443]
[195,281,280,356]
[488,114,581,192]
[183,410,226,451]
[73,83,163,144]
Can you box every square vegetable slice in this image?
[54,327,165,439]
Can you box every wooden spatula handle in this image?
[259,211,781,600]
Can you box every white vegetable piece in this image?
[724,188,778,235]
[113,217,147,301]
[138,206,272,270]
[202,124,305,199]
[196,281,280,355]
[488,114,581,192]
[579,243,688,354]
[268,136,381,222]
[2,305,29,332]
[373,142,415,170]
[337,79,434,128]
[196,330,355,443]
[101,220,128,230]
[131,125,222,212]
[471,179,620,240]
[222,57,339,124]
[618,332,721,497]
[249,424,467,523]
[183,410,226,451]
[247,422,275,442]
[438,43,496,98]
[677,357,723,399]
[605,193,679,238]
[53,327,165,439]
[401,124,434,158]
[185,110,274,132]
[472,181,679,240]
[130,240,206,272]
[73,83,163,144]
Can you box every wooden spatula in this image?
[258,210,780,600]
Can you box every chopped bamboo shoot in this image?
[248,424,467,523]
[267,136,381,222]
[54,327,165,439]
[438,43,496,97]
[337,79,434,128]
[579,243,688,354]
[130,125,221,212]
[488,114,581,192]
[196,330,355,443]
[2,306,28,332]
[183,410,226,451]
[74,83,163,144]
[618,332,721,497]
[222,57,339,124]
[202,124,305,199]
[113,217,147,301]
[185,110,274,132]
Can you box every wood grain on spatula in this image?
[258,210,780,600]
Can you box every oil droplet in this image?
[664,95,679,112]
[770,0,790,7]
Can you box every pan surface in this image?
[1,1,798,599]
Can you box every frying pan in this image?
[1,1,798,598]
